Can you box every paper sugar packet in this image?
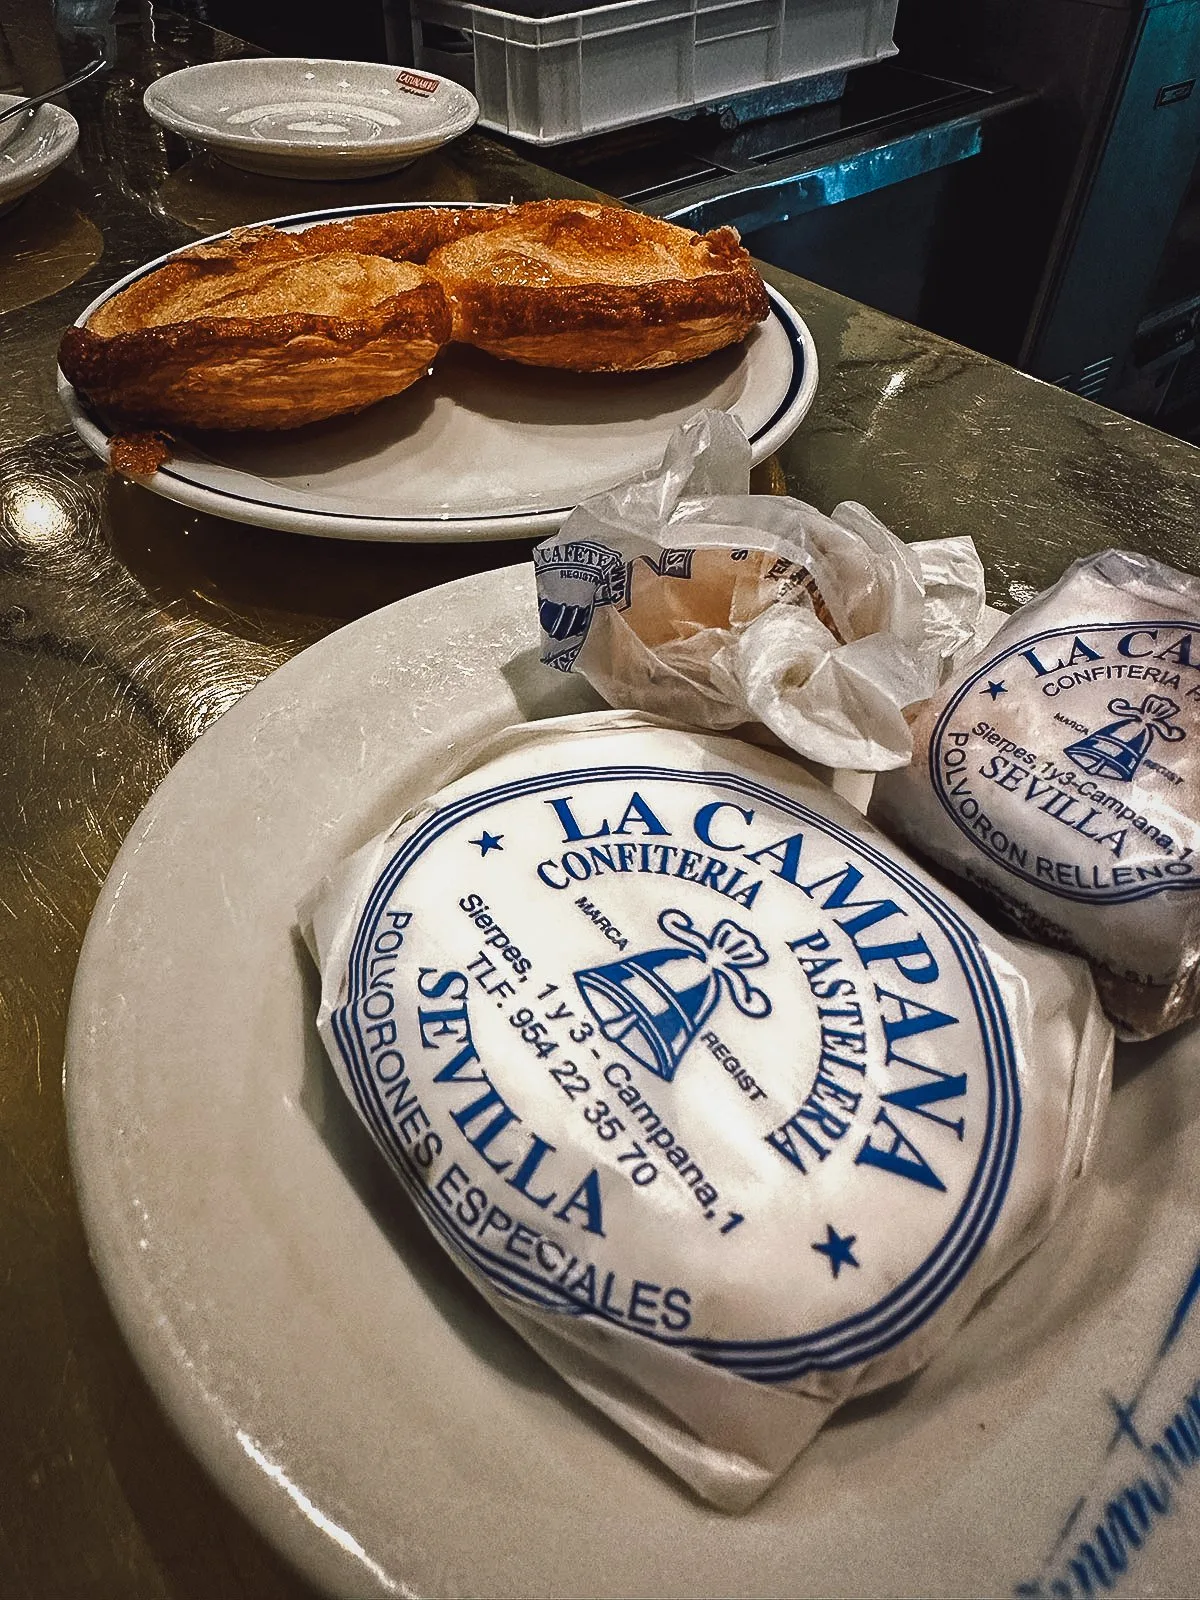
[871,549,1200,1040]
[533,409,987,773]
[304,711,1112,1510]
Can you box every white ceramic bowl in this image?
[0,96,78,214]
[143,58,479,180]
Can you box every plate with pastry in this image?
[57,200,818,542]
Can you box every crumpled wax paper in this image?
[534,409,986,772]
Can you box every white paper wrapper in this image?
[871,549,1200,1040]
[304,711,1112,1509]
[534,410,987,772]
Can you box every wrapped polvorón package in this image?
[872,550,1200,1039]
[533,408,986,773]
[305,712,1112,1509]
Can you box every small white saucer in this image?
[143,58,479,180]
[0,96,78,214]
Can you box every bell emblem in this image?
[1064,693,1186,783]
[574,908,771,1082]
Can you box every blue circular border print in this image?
[929,621,1200,907]
[330,764,1021,1384]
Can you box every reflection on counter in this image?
[0,175,101,312]
[102,472,541,635]
[154,144,485,235]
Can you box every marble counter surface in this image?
[3,3,1200,1598]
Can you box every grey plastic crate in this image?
[412,0,900,144]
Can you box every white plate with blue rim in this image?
[56,202,819,543]
[66,562,1200,1599]
[144,58,479,179]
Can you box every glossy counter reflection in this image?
[2,0,1200,1597]
[771,266,1200,607]
[0,6,599,1597]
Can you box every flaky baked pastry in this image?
[58,201,771,458]
[420,200,771,371]
[58,228,451,433]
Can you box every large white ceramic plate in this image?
[57,203,818,543]
[67,566,1200,1599]
[0,93,77,214]
[144,59,479,179]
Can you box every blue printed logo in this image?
[328,761,1023,1376]
[533,538,622,671]
[533,539,696,671]
[1014,1253,1200,1598]
[928,622,1200,905]
[574,910,771,1082]
[1064,693,1186,783]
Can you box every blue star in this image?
[1106,1393,1144,1453]
[812,1224,859,1279]
[983,680,1008,700]
[470,831,504,856]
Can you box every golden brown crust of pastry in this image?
[423,200,771,370]
[296,206,484,263]
[59,243,451,433]
[58,201,770,441]
[108,431,171,478]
